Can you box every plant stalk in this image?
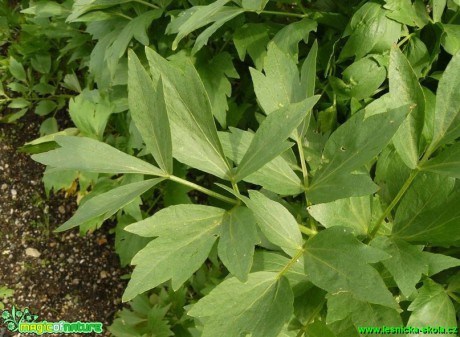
[169,175,238,205]
[369,170,418,238]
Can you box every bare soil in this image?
[0,113,127,336]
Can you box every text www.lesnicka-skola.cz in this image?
[357,326,458,334]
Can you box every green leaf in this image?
[307,171,379,205]
[8,98,30,109]
[196,52,239,128]
[250,43,301,114]
[241,0,269,11]
[433,0,447,22]
[329,56,387,100]
[39,117,59,136]
[218,206,259,281]
[31,54,51,74]
[35,100,57,116]
[251,251,305,290]
[188,272,293,337]
[128,50,172,174]
[407,280,456,331]
[300,40,318,99]
[233,23,269,69]
[304,227,396,308]
[145,48,231,179]
[191,7,244,54]
[308,196,371,236]
[421,142,460,178]
[326,292,402,334]
[67,0,132,22]
[370,237,427,297]
[429,51,460,149]
[218,128,303,195]
[272,19,317,58]
[305,320,337,337]
[246,190,303,255]
[69,89,113,139]
[383,0,430,27]
[167,0,239,51]
[392,172,456,244]
[424,252,460,276]
[123,205,226,301]
[442,24,460,55]
[389,46,425,169]
[235,96,319,181]
[56,178,163,232]
[307,106,408,203]
[32,136,165,176]
[340,2,401,60]
[392,189,460,246]
[9,57,27,82]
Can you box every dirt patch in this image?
[0,113,128,336]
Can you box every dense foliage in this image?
[2,0,460,336]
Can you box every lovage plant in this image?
[30,0,460,336]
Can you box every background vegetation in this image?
[2,0,460,336]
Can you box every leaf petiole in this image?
[169,175,238,205]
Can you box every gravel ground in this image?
[0,114,128,336]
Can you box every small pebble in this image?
[11,189,17,198]
[58,205,66,214]
[25,248,41,258]
[100,271,108,279]
[1,183,7,190]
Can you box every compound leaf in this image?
[235,96,319,181]
[145,48,231,179]
[123,205,226,301]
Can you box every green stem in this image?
[257,10,307,18]
[133,0,159,9]
[296,133,310,190]
[369,170,418,238]
[397,32,416,48]
[299,224,317,236]
[169,175,238,205]
[231,180,240,195]
[277,247,305,279]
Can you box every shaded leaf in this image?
[407,280,456,332]
[56,178,163,232]
[128,50,172,174]
[304,227,395,308]
[421,142,460,178]
[188,272,293,337]
[370,237,427,297]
